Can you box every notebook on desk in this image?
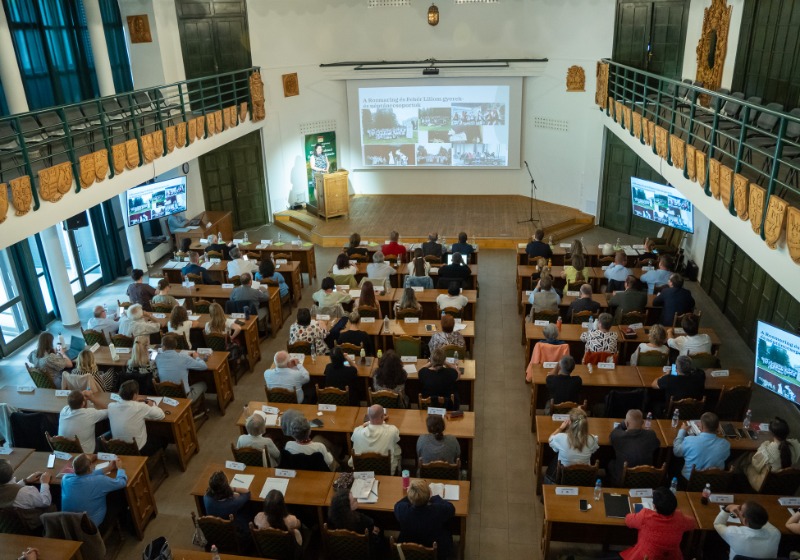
[603,493,631,518]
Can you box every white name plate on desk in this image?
[162,397,179,406]
[629,489,653,498]
[779,497,800,506]
[597,362,615,369]
[318,404,337,412]
[555,487,579,496]
[276,259,288,264]
[17,386,35,393]
[542,362,558,368]
[262,405,280,414]
[55,390,70,397]
[221,283,235,289]
[534,320,550,326]
[711,370,730,377]
[275,469,296,478]
[98,452,117,461]
[411,286,424,292]
[427,407,447,417]
[710,494,734,504]
[628,323,644,331]
[361,317,375,323]
[552,414,569,421]
[316,315,330,321]
[401,356,417,363]
[404,317,419,323]
[566,291,580,297]
[53,451,72,461]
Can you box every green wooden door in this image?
[614,2,652,69]
[614,1,689,79]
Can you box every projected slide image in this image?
[419,107,451,130]
[630,177,694,233]
[755,322,800,404]
[417,144,452,166]
[126,179,187,226]
[362,108,418,145]
[447,126,482,144]
[426,130,451,143]
[364,144,416,166]
[452,143,506,166]
[451,103,505,125]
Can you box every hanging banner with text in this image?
[304,131,337,203]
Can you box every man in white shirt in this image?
[118,304,161,339]
[58,390,108,454]
[87,305,119,342]
[365,251,397,285]
[667,314,711,356]
[227,246,257,279]
[714,501,780,560]
[350,404,402,474]
[436,282,468,311]
[108,380,166,455]
[0,459,54,530]
[603,250,632,291]
[264,351,310,403]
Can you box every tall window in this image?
[0,74,8,116]
[0,248,30,354]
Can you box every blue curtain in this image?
[0,74,8,116]
[99,0,133,93]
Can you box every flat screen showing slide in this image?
[347,77,522,169]
[630,177,694,233]
[126,176,187,227]
[755,321,800,405]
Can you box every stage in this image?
[274,195,594,249]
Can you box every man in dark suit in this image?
[204,234,232,260]
[437,252,471,288]
[609,275,648,321]
[525,228,552,260]
[181,251,216,285]
[653,273,695,326]
[567,283,601,320]
[421,233,443,259]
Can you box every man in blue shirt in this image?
[181,251,215,285]
[603,250,632,291]
[154,333,208,403]
[640,255,674,294]
[61,454,127,530]
[673,411,730,481]
[450,232,474,257]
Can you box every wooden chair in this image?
[686,466,735,492]
[756,466,800,495]
[245,252,260,260]
[582,351,616,366]
[714,383,752,421]
[203,333,227,352]
[673,310,701,328]
[172,334,190,350]
[151,303,174,313]
[419,459,460,480]
[635,257,656,268]
[117,300,131,309]
[264,278,293,319]
[368,389,403,409]
[352,452,392,476]
[250,522,299,560]
[531,310,560,324]
[570,310,592,324]
[349,254,369,263]
[185,272,203,285]
[330,274,357,289]
[689,352,721,369]
[637,351,668,367]
[192,512,240,554]
[0,508,34,535]
[110,334,133,348]
[439,306,463,319]
[418,394,455,409]
[666,396,706,420]
[423,255,442,264]
[603,389,647,419]
[395,307,421,320]
[390,537,437,560]
[316,385,350,406]
[619,463,666,488]
[265,386,299,404]
[99,436,168,490]
[549,399,588,415]
[193,299,211,314]
[440,344,466,359]
[288,340,313,355]
[323,523,370,560]
[81,327,108,346]
[272,252,292,261]
[206,250,223,260]
[357,305,379,318]
[46,432,83,454]
[228,275,242,287]
[619,311,646,325]
[556,461,600,486]
[155,380,209,426]
[597,256,614,266]
[336,342,364,355]
[25,365,56,389]
[230,443,266,467]
[393,335,421,358]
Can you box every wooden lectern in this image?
[314,170,349,221]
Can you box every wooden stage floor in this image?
[275,195,594,248]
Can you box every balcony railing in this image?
[599,58,800,242]
[0,67,261,212]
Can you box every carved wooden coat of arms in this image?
[10,176,32,216]
[764,195,788,249]
[38,162,73,203]
[787,207,800,264]
[250,71,266,122]
[733,175,749,220]
[566,65,585,92]
[749,184,766,234]
[0,183,8,224]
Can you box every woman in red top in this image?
[622,487,695,560]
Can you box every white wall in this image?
[681,0,745,90]
[246,0,615,215]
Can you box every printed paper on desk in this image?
[251,282,260,289]
[403,365,417,374]
[230,474,254,491]
[210,258,221,264]
[262,414,279,426]
[98,452,117,461]
[47,455,55,468]
[445,357,457,364]
[110,393,122,402]
[188,315,200,321]
[147,396,163,405]
[201,262,213,270]
[225,461,246,471]
[404,317,419,323]
[628,323,644,331]
[54,450,72,461]
[518,243,526,248]
[356,479,380,504]
[454,318,462,324]
[711,370,730,377]
[262,405,280,414]
[335,285,350,291]
[316,314,330,321]
[55,390,70,397]
[597,362,615,369]
[90,342,100,353]
[555,487,579,496]
[542,362,558,368]
[152,313,166,319]
[453,323,467,332]
[276,259,288,264]
[275,469,296,478]
[534,320,550,326]
[349,290,361,299]
[401,356,417,363]
[710,494,734,504]
[221,283,235,289]
[361,317,375,323]
[162,397,179,407]
[629,488,653,498]
[633,244,646,250]
[779,497,800,506]
[318,404,337,412]
[430,483,460,501]
[552,414,570,421]
[288,353,306,364]
[411,286,424,292]
[566,291,580,297]
[428,407,447,417]
[673,327,686,335]
[0,447,13,455]
[581,322,591,329]
[560,243,572,248]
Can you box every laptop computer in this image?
[66,335,86,360]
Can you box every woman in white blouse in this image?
[743,417,800,491]
[406,248,430,277]
[332,253,358,276]
[546,407,599,483]
[167,305,198,348]
[629,324,669,365]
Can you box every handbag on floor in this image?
[191,513,208,548]
[143,536,173,560]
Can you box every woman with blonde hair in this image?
[561,252,591,285]
[123,335,157,394]
[64,348,112,392]
[629,323,669,365]
[546,407,599,483]
[204,302,242,339]
[394,479,455,558]
[394,287,422,317]
[167,305,198,348]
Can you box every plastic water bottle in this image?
[671,363,677,376]
[556,316,562,334]
[278,232,282,243]
[644,412,652,429]
[402,470,410,492]
[672,408,680,428]
[103,303,108,315]
[441,311,446,320]
[548,235,554,246]
[453,351,459,364]
[587,363,593,375]
[243,231,249,244]
[360,347,366,364]
[743,409,752,430]
[243,305,250,320]
[670,477,678,495]
[383,316,390,334]
[588,315,594,331]
[377,349,383,360]
[593,479,602,501]
[701,483,711,505]
[217,231,222,243]
[310,352,316,364]
[211,545,221,560]
[615,237,621,249]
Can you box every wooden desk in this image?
[687,491,794,534]
[173,211,233,248]
[616,326,721,364]
[517,245,600,267]
[235,402,360,441]
[275,260,303,303]
[15,452,156,540]
[295,355,377,404]
[541,485,694,558]
[254,243,317,280]
[170,549,257,560]
[397,289,478,321]
[0,534,82,559]
[382,320,475,355]
[0,447,34,471]
[655,419,769,455]
[161,260,227,284]
[517,266,568,312]
[524,323,586,365]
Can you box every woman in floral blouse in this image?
[428,314,466,355]
[288,308,329,356]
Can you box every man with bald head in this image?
[608,409,661,485]
[61,454,127,531]
[87,305,119,342]
[350,404,402,474]
[264,350,310,403]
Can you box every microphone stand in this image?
[518,160,541,225]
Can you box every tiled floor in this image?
[1,226,796,560]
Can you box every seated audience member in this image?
[179,237,192,254]
[608,409,661,485]
[344,232,368,257]
[579,312,618,354]
[428,314,466,355]
[61,454,126,530]
[419,348,461,410]
[167,211,188,232]
[740,417,800,491]
[124,336,158,395]
[570,239,585,259]
[407,248,431,277]
[417,414,461,465]
[289,308,329,356]
[264,350,310,403]
[366,251,396,284]
[154,334,208,403]
[604,250,632,291]
[332,252,358,276]
[525,229,552,260]
[394,479,455,558]
[182,251,215,285]
[529,274,560,313]
[203,470,251,539]
[629,323,669,366]
[152,279,179,309]
[381,231,407,260]
[651,355,706,407]
[324,347,359,405]
[545,355,581,406]
[438,252,471,283]
[673,412,730,481]
[394,287,422,316]
[230,272,270,323]
[254,489,308,547]
[66,348,114,392]
[0,459,54,531]
[118,303,161,339]
[450,231,474,257]
[27,332,72,388]
[567,284,601,319]
[167,305,197,349]
[715,501,780,559]
[87,305,119,342]
[609,275,648,320]
[547,407,599,482]
[204,301,242,341]
[313,277,352,308]
[422,233,443,258]
[372,350,408,406]
[641,255,674,294]
[255,259,289,298]
[204,234,232,260]
[351,404,402,474]
[530,258,549,284]
[354,281,383,319]
[621,486,696,560]
[638,237,658,261]
[284,416,337,471]
[227,245,257,278]
[653,273,695,326]
[337,311,374,356]
[561,252,591,285]
[328,488,385,554]
[237,413,281,467]
[58,390,107,454]
[108,380,166,456]
[127,269,156,311]
[667,314,711,356]
[436,282,468,312]
[526,325,569,382]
